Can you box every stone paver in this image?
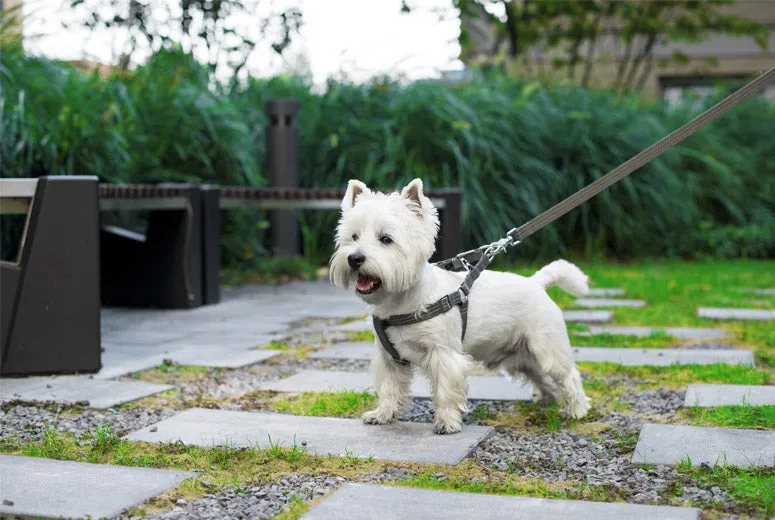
[575,298,646,308]
[0,455,196,519]
[562,310,613,323]
[697,307,775,321]
[98,281,368,380]
[334,312,613,331]
[571,347,754,366]
[632,423,775,467]
[0,376,173,409]
[258,370,535,401]
[300,483,701,520]
[684,384,775,407]
[577,325,729,340]
[311,344,755,367]
[164,347,281,368]
[126,408,493,465]
[333,319,372,332]
[587,288,625,297]
[96,347,280,379]
[309,342,374,360]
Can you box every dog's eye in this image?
[351,233,358,241]
[379,235,393,245]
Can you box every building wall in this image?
[462,0,775,98]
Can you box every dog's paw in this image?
[563,397,591,419]
[433,421,462,435]
[362,409,395,425]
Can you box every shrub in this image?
[2,43,773,266]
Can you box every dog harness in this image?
[372,248,495,366]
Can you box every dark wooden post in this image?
[265,98,301,256]
[200,184,221,305]
[431,188,463,262]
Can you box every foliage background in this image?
[2,43,774,267]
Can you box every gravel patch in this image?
[0,403,175,443]
[622,388,685,415]
[396,399,508,425]
[679,342,737,350]
[296,358,371,372]
[474,428,720,506]
[127,469,414,520]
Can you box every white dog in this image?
[330,178,591,434]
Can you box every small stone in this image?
[150,426,158,432]
[176,498,188,506]
[46,384,52,389]
[434,472,445,479]
[2,499,13,506]
[163,358,173,366]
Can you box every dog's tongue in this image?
[356,276,376,292]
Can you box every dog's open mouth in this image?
[355,275,382,295]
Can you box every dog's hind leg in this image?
[513,333,590,419]
[546,360,590,419]
[422,346,473,435]
[362,350,413,425]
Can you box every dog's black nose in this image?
[348,252,365,269]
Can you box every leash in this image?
[375,67,775,366]
[436,67,775,272]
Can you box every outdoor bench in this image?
[1,176,101,376]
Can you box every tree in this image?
[63,0,302,82]
[448,0,769,91]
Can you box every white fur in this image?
[330,178,591,434]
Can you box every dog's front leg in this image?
[425,347,471,435]
[362,350,413,425]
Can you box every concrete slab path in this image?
[126,408,493,465]
[632,423,775,467]
[301,483,701,520]
[684,384,775,407]
[0,376,173,409]
[0,455,196,519]
[258,370,535,401]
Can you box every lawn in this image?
[515,259,775,368]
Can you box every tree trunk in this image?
[581,11,605,88]
[614,39,634,91]
[623,32,657,91]
[503,0,521,58]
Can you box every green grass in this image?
[577,363,771,389]
[131,365,214,385]
[677,460,775,516]
[270,496,310,520]
[272,391,378,418]
[679,405,775,430]
[395,473,624,503]
[349,330,375,343]
[533,260,775,368]
[570,331,680,349]
[263,340,295,350]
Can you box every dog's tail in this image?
[530,259,589,297]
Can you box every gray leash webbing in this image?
[436,67,775,272]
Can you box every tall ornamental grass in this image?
[2,44,773,266]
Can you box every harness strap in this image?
[374,253,494,365]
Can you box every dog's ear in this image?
[401,178,424,208]
[342,179,370,212]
